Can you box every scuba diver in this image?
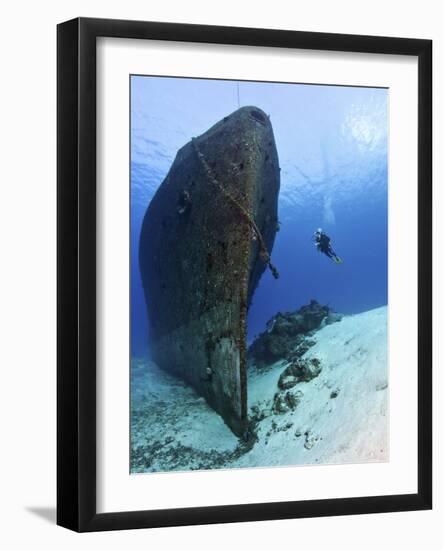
[313,228,342,264]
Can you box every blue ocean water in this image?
[131,76,387,357]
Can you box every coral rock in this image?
[277,358,322,390]
[248,300,335,367]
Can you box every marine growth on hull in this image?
[139,106,281,435]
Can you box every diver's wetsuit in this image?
[315,232,340,262]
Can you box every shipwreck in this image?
[139,106,280,435]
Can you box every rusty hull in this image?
[139,106,280,435]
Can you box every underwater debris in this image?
[304,430,319,450]
[248,300,340,367]
[139,106,280,435]
[291,338,316,358]
[278,358,322,390]
[273,389,303,414]
[325,311,343,325]
[250,403,272,422]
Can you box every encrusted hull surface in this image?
[139,106,280,435]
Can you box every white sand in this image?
[131,306,388,473]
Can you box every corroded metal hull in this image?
[139,106,280,435]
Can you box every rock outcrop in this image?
[248,300,342,367]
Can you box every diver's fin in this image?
[334,256,343,264]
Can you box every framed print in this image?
[57,17,432,532]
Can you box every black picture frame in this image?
[57,17,432,532]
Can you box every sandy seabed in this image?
[130,306,388,473]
